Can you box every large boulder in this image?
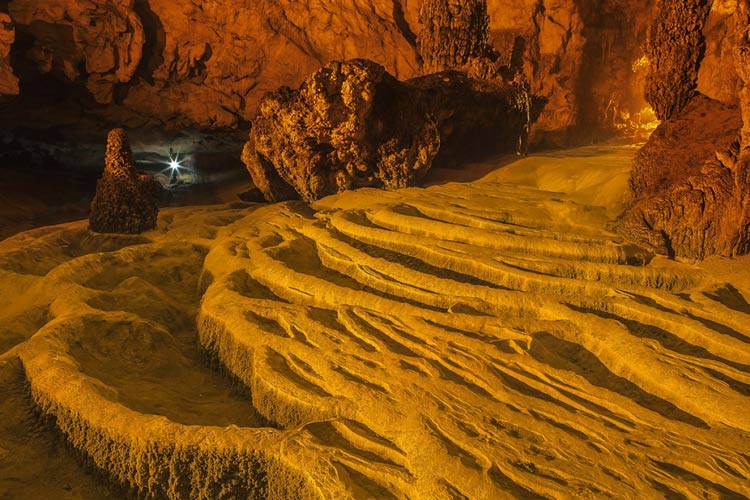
[242,59,531,202]
[89,128,160,234]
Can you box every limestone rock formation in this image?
[243,59,531,202]
[5,158,749,499]
[0,11,18,97]
[619,141,750,259]
[698,0,743,105]
[644,0,713,121]
[6,0,421,129]
[735,0,750,146]
[629,94,742,200]
[89,128,160,234]
[1,0,657,146]
[8,0,144,104]
[1,0,739,164]
[418,0,496,75]
[619,1,750,260]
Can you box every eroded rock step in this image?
[2,181,749,499]
[198,185,750,499]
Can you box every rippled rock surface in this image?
[2,145,749,499]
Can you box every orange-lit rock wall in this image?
[1,0,742,145]
[699,0,743,105]
[618,0,750,260]
[0,8,18,96]
[0,0,661,145]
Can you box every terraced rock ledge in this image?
[1,145,749,499]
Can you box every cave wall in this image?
[5,0,422,129]
[0,0,662,147]
[0,0,740,148]
[0,4,18,97]
[698,0,742,105]
[617,0,750,260]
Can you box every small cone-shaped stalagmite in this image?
[89,128,160,234]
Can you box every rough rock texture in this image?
[1,0,656,147]
[619,140,750,259]
[644,0,713,121]
[698,0,743,105]
[574,1,656,138]
[6,0,421,129]
[485,0,658,146]
[243,59,531,202]
[619,2,750,260]
[0,10,18,96]
[1,0,741,164]
[736,0,750,146]
[4,168,750,499]
[8,0,144,104]
[89,128,160,234]
[628,94,742,200]
[418,0,495,75]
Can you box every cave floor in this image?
[0,144,748,499]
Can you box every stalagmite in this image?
[89,128,160,234]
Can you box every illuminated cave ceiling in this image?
[0,0,739,148]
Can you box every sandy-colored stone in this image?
[3,145,750,499]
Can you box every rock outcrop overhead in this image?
[644,0,713,121]
[242,59,532,202]
[628,94,742,200]
[89,128,160,234]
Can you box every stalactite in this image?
[643,0,713,120]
